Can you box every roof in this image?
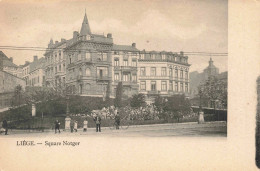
[3,59,18,68]
[112,44,139,52]
[29,57,45,72]
[0,51,9,60]
[80,13,91,36]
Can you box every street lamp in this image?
[198,85,204,124]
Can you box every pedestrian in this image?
[74,120,78,132]
[94,114,101,132]
[70,120,74,133]
[54,120,61,134]
[83,118,88,132]
[2,120,8,135]
[115,112,120,130]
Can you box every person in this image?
[70,120,74,133]
[83,118,88,132]
[2,120,8,135]
[74,121,78,132]
[94,114,101,132]
[115,112,120,130]
[54,120,61,134]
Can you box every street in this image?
[1,121,227,137]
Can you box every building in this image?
[21,61,30,85]
[0,70,26,109]
[111,43,139,98]
[42,12,191,99]
[28,56,46,87]
[138,50,190,102]
[44,38,67,89]
[64,12,113,97]
[0,51,23,78]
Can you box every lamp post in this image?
[64,94,71,131]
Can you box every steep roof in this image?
[3,59,18,68]
[80,12,91,36]
[29,57,45,72]
[112,44,139,52]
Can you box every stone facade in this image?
[0,70,26,109]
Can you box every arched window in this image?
[85,68,91,76]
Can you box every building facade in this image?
[44,39,67,89]
[28,56,46,87]
[138,51,190,102]
[0,51,23,78]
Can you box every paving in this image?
[0,121,227,137]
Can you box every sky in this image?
[0,0,227,73]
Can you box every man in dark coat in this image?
[54,120,61,134]
[2,120,8,135]
[70,120,74,133]
[94,114,101,132]
[115,112,120,130]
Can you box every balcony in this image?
[77,75,83,81]
[114,66,137,71]
[55,71,65,77]
[148,90,159,95]
[96,76,110,81]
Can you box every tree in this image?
[153,95,166,120]
[130,93,146,108]
[114,82,123,108]
[164,94,191,122]
[11,85,24,107]
[198,76,227,109]
[104,81,113,107]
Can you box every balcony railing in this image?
[96,76,110,81]
[114,66,137,71]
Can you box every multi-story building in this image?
[44,38,67,89]
[0,51,23,78]
[43,12,191,99]
[64,13,113,97]
[111,43,139,97]
[21,61,30,85]
[28,56,46,87]
[138,51,190,102]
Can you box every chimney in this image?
[61,38,66,42]
[33,55,38,62]
[25,61,30,65]
[55,41,58,44]
[107,33,112,38]
[132,43,136,48]
[9,57,13,62]
[180,51,184,56]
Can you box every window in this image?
[63,64,65,72]
[69,56,72,64]
[55,67,57,73]
[161,67,166,76]
[114,58,119,66]
[151,67,156,76]
[180,83,183,92]
[161,81,167,91]
[151,54,155,60]
[86,83,91,90]
[169,68,173,77]
[140,54,145,60]
[140,67,146,76]
[123,60,128,66]
[162,54,166,60]
[132,59,137,67]
[123,74,129,81]
[102,53,107,61]
[78,52,81,61]
[79,84,83,94]
[140,81,146,90]
[85,52,90,61]
[185,83,188,92]
[97,67,108,78]
[115,73,119,81]
[87,35,91,40]
[79,68,82,76]
[169,81,173,91]
[59,65,61,72]
[85,68,91,76]
[175,69,178,78]
[180,70,183,79]
[185,71,188,79]
[175,82,178,92]
[151,81,156,91]
[132,75,137,82]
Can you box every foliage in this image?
[198,76,227,109]
[11,85,24,107]
[114,82,123,107]
[130,93,146,108]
